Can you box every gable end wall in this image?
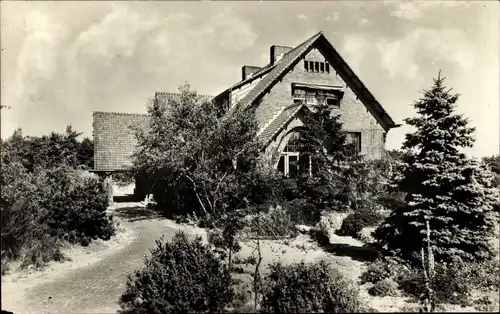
[256,46,386,159]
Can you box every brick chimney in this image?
[242,65,261,80]
[270,45,293,64]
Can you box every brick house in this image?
[92,31,400,202]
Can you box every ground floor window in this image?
[277,132,312,178]
[345,132,362,152]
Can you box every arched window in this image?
[277,131,312,178]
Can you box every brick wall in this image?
[256,46,386,160]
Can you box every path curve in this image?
[6,204,196,314]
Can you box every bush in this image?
[249,205,297,238]
[261,261,361,313]
[38,168,115,245]
[338,209,384,238]
[119,232,234,313]
[360,259,392,284]
[368,278,399,297]
[1,164,115,269]
[309,227,330,246]
[364,257,499,306]
[286,198,321,225]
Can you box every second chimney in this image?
[270,45,293,64]
[242,65,261,80]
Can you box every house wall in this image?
[256,46,386,159]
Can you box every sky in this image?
[1,0,498,157]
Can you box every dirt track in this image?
[2,204,199,314]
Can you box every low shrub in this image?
[261,261,361,313]
[338,209,384,238]
[119,232,234,313]
[368,278,399,297]
[249,205,297,238]
[360,259,392,284]
[19,233,65,269]
[309,227,330,247]
[286,198,321,225]
[364,257,499,306]
[39,168,116,245]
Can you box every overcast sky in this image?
[1,1,498,157]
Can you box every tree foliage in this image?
[1,127,110,269]
[131,84,281,218]
[288,102,359,211]
[1,126,94,171]
[482,155,500,187]
[374,73,499,264]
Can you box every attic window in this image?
[304,60,331,74]
[292,83,344,108]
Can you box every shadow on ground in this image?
[318,239,379,262]
[112,205,170,222]
[114,194,139,203]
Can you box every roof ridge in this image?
[93,111,149,117]
[239,31,323,108]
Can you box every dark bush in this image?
[309,226,330,246]
[338,209,384,238]
[286,198,322,225]
[119,232,234,313]
[360,259,392,284]
[368,278,399,297]
[261,261,361,313]
[39,169,115,245]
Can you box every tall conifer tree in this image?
[374,73,498,263]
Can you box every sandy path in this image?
[2,204,200,314]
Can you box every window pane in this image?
[306,95,315,104]
[315,62,319,72]
[278,155,285,173]
[320,62,325,73]
[346,132,361,152]
[288,155,298,178]
[326,63,330,73]
[326,97,340,108]
[299,154,310,175]
[304,60,309,71]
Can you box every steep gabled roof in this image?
[93,92,213,172]
[93,111,149,171]
[239,32,323,109]
[257,103,305,146]
[236,31,399,132]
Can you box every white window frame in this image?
[281,152,299,177]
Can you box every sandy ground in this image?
[2,200,498,314]
[1,203,205,314]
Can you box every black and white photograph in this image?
[1,1,499,313]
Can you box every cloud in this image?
[376,27,474,80]
[388,1,465,21]
[203,9,258,52]
[341,35,370,70]
[326,12,339,21]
